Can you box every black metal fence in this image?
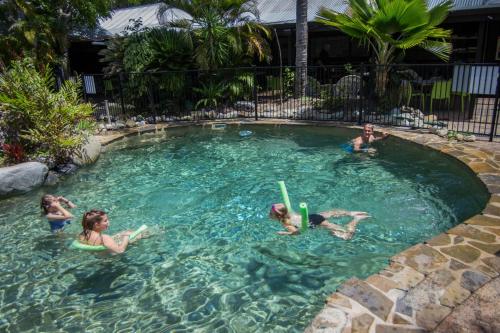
[81,63,500,141]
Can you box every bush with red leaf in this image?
[2,143,25,163]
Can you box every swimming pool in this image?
[0,125,489,332]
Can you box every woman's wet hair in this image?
[81,210,107,240]
[269,204,291,224]
[40,194,54,214]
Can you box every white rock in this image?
[0,162,48,197]
[437,128,448,137]
[72,136,102,166]
[464,134,476,142]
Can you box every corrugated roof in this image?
[90,0,500,40]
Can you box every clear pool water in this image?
[0,125,489,332]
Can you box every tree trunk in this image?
[295,0,308,98]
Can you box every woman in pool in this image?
[78,209,142,254]
[41,194,76,233]
[269,203,369,240]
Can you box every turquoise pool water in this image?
[0,125,489,332]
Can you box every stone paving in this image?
[96,120,500,333]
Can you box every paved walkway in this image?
[96,120,500,333]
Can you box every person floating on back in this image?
[41,194,76,233]
[352,123,389,153]
[269,203,369,240]
[78,210,144,254]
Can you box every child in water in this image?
[269,203,369,240]
[78,209,143,254]
[40,194,76,232]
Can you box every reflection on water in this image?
[0,125,488,332]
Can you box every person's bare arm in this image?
[352,137,363,152]
[58,196,76,208]
[373,132,389,141]
[102,232,132,254]
[277,225,299,236]
[46,202,73,220]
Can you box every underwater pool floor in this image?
[0,124,493,332]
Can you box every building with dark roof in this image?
[69,0,500,73]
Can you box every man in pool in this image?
[352,124,389,152]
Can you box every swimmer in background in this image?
[78,209,145,254]
[352,124,389,153]
[269,203,369,240]
[40,194,76,232]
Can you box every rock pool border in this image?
[96,120,500,333]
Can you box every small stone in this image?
[460,270,490,292]
[375,324,425,333]
[395,295,413,317]
[392,244,449,274]
[307,307,348,332]
[468,241,500,255]
[439,281,471,307]
[426,233,451,246]
[485,227,500,236]
[465,215,500,227]
[430,269,456,286]
[447,224,496,243]
[352,313,374,333]
[415,304,452,330]
[366,275,398,292]
[392,313,412,325]
[436,128,448,137]
[125,119,137,128]
[456,133,464,141]
[453,236,464,244]
[381,264,425,291]
[463,134,476,142]
[326,293,352,309]
[55,163,78,175]
[476,265,498,278]
[449,259,469,271]
[483,204,500,218]
[440,245,481,263]
[337,278,394,321]
[482,256,500,273]
[43,171,59,186]
[468,162,498,174]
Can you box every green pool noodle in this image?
[299,202,309,232]
[70,224,148,251]
[278,181,293,213]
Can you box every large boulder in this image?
[0,162,48,197]
[72,136,102,166]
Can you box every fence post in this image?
[104,99,111,126]
[489,71,500,142]
[253,65,258,121]
[118,73,126,118]
[358,63,365,125]
[81,74,87,102]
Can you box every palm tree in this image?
[295,0,308,98]
[158,0,271,70]
[316,0,452,96]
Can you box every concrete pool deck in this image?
[96,120,500,333]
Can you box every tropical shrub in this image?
[194,81,227,110]
[227,72,254,102]
[159,0,271,70]
[0,59,94,164]
[316,0,452,97]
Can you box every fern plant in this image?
[194,81,227,110]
